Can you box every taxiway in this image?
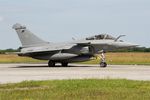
[0,64,150,83]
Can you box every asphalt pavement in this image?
[0,64,150,83]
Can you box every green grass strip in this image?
[0,79,150,100]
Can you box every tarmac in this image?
[0,63,150,83]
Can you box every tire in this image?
[100,62,107,67]
[61,62,68,67]
[48,60,55,67]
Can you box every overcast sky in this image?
[0,0,150,49]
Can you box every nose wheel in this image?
[100,62,107,67]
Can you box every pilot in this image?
[96,35,102,40]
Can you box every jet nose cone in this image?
[125,43,139,47]
[116,42,139,48]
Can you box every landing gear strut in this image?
[48,60,55,67]
[99,50,107,67]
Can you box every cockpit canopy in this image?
[86,34,116,40]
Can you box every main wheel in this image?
[61,62,68,67]
[100,62,107,67]
[48,60,55,67]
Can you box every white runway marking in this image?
[0,64,150,83]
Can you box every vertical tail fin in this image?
[12,23,49,47]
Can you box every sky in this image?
[0,0,150,49]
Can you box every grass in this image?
[0,54,45,63]
[82,52,150,65]
[0,79,150,100]
[0,52,150,65]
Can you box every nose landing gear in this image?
[99,50,107,67]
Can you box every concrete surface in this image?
[0,64,150,83]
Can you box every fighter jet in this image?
[12,23,138,67]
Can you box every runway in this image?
[0,64,150,83]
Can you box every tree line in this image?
[0,48,19,54]
[0,47,150,54]
[112,47,150,52]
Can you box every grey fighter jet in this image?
[12,23,138,67]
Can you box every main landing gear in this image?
[61,62,68,67]
[99,50,107,67]
[48,60,55,67]
[48,60,68,67]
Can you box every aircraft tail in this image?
[12,23,49,47]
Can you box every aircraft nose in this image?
[116,42,139,48]
[125,43,139,47]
